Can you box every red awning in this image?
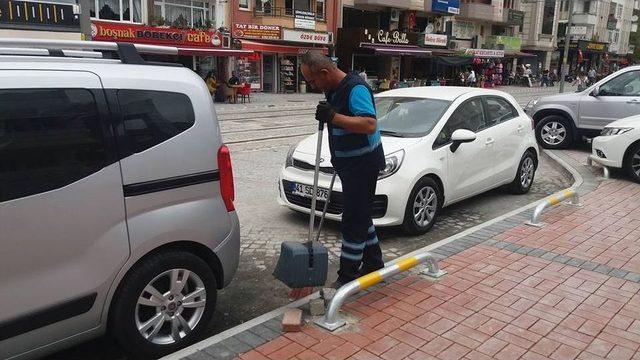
[359,43,432,58]
[177,47,254,57]
[240,40,329,55]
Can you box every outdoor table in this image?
[228,84,244,103]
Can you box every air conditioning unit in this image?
[390,9,400,22]
[448,40,460,49]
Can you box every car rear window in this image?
[117,90,195,154]
[375,97,452,137]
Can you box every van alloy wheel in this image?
[135,269,207,345]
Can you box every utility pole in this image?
[559,0,575,93]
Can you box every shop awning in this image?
[177,47,255,57]
[504,51,537,58]
[240,40,329,55]
[359,43,432,57]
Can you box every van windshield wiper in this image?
[380,130,405,137]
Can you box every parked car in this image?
[0,40,239,359]
[526,65,640,149]
[590,115,640,183]
[278,87,539,235]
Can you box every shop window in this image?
[285,0,311,14]
[154,0,211,28]
[317,0,325,20]
[91,0,142,22]
[239,0,249,10]
[541,0,556,34]
[255,0,273,13]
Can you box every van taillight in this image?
[218,145,235,212]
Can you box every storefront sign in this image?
[570,26,587,35]
[233,23,281,40]
[485,35,521,51]
[464,49,504,58]
[579,40,608,53]
[423,34,448,47]
[294,10,316,30]
[364,28,417,45]
[425,0,460,14]
[451,20,475,40]
[282,29,330,44]
[507,9,525,26]
[0,0,80,29]
[92,21,225,48]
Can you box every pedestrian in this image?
[540,69,550,87]
[524,64,532,87]
[467,68,476,87]
[573,72,589,91]
[359,67,368,83]
[204,71,217,96]
[299,51,385,287]
[588,68,597,85]
[228,71,240,85]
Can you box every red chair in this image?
[238,83,251,103]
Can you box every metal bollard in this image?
[314,252,446,331]
[527,188,580,227]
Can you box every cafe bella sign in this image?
[91,20,225,48]
[364,28,416,45]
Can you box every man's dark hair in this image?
[301,51,336,72]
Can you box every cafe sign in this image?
[507,9,525,26]
[294,10,316,30]
[451,20,475,40]
[364,28,418,45]
[464,49,505,58]
[578,40,607,53]
[233,23,281,40]
[423,34,448,47]
[282,29,330,44]
[92,21,226,48]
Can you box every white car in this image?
[590,115,640,183]
[278,87,539,235]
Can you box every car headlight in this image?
[600,127,633,136]
[525,99,539,110]
[285,145,296,167]
[378,149,405,180]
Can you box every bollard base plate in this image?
[525,221,545,228]
[315,316,346,331]
[422,269,447,279]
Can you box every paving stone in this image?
[282,308,303,332]
[529,249,547,257]
[249,324,281,341]
[566,258,586,267]
[219,336,253,354]
[580,261,600,271]
[187,351,215,360]
[594,265,613,275]
[309,298,326,316]
[202,344,236,360]
[608,269,629,279]
[624,272,640,283]
[554,255,571,264]
[541,252,558,261]
[235,330,269,348]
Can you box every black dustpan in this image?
[274,112,334,288]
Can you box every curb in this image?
[162,149,596,360]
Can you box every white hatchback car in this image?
[278,87,539,234]
[590,115,640,183]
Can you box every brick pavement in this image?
[166,150,640,360]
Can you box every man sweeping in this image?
[300,51,386,287]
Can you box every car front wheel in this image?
[402,177,442,235]
[510,151,537,194]
[625,142,640,183]
[110,251,217,359]
[535,115,573,149]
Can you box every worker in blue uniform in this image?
[300,51,386,287]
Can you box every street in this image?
[45,85,577,360]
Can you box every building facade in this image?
[229,0,339,92]
[0,0,91,41]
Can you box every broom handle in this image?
[314,171,336,243]
[308,119,324,246]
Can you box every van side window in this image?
[0,89,106,203]
[117,90,195,154]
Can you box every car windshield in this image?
[375,97,452,137]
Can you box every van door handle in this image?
[516,125,524,133]
[485,138,495,146]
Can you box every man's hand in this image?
[316,102,336,124]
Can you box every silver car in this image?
[526,65,640,148]
[0,40,239,359]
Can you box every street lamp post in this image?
[559,0,575,93]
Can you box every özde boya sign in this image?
[282,29,329,44]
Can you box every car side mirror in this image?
[591,86,600,97]
[450,129,477,153]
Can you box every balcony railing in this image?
[253,7,325,20]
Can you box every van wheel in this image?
[402,177,442,235]
[110,251,217,359]
[510,151,537,194]
[535,115,573,149]
[625,142,640,183]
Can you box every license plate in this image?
[291,183,329,201]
